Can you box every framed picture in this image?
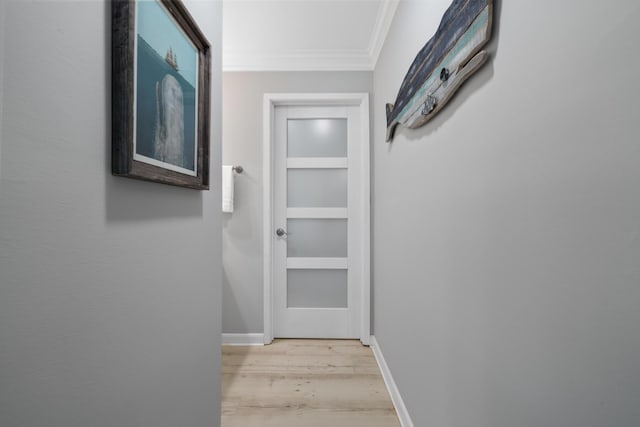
[112,0,211,189]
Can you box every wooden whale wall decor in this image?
[386,0,494,142]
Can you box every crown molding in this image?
[368,0,400,69]
[222,0,399,72]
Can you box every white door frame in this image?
[262,93,371,346]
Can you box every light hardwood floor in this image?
[222,339,401,427]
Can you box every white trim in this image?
[265,93,369,107]
[263,93,370,345]
[222,333,265,346]
[287,158,348,169]
[222,1,398,71]
[370,336,414,427]
[286,257,348,270]
[287,208,348,219]
[368,0,400,69]
[263,96,275,345]
[359,94,371,346]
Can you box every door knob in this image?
[276,228,287,237]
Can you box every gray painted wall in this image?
[222,71,373,333]
[0,1,223,426]
[373,1,640,426]
[0,0,4,176]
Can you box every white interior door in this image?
[272,104,367,340]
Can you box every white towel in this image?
[222,165,234,213]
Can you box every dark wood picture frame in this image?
[112,0,211,190]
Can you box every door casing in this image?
[262,93,371,345]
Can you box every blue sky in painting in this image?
[137,0,197,87]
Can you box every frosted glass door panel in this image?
[288,169,347,208]
[287,219,348,257]
[287,270,348,308]
[287,119,347,158]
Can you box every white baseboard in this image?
[222,333,265,346]
[370,336,414,427]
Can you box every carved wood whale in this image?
[386,0,494,142]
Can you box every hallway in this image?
[222,340,400,427]
[2,1,640,426]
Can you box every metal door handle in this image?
[276,228,287,237]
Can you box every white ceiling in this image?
[222,0,399,71]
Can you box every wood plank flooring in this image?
[222,339,401,427]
